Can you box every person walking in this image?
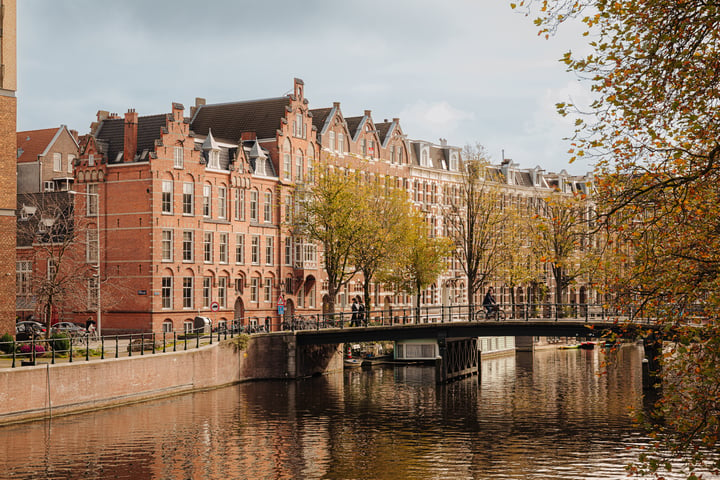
[358,300,366,326]
[351,298,359,327]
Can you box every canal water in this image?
[0,345,695,479]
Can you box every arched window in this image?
[307,144,315,183]
[283,138,292,181]
[295,149,304,182]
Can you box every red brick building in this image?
[1,0,17,335]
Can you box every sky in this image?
[17,0,593,175]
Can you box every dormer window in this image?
[421,149,430,167]
[209,150,220,169]
[450,153,458,171]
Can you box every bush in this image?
[50,333,70,352]
[0,333,14,354]
[19,344,46,356]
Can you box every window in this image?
[53,152,62,172]
[16,261,32,295]
[182,277,193,308]
[337,134,344,154]
[283,139,292,181]
[162,180,173,214]
[297,287,304,308]
[218,277,227,308]
[174,146,184,169]
[47,259,57,280]
[87,183,98,216]
[361,139,367,156]
[219,233,228,264]
[390,145,396,164]
[218,187,227,219]
[234,189,244,221]
[307,144,315,182]
[162,321,173,333]
[88,277,99,310]
[251,236,260,264]
[369,140,375,158]
[263,191,272,223]
[250,190,258,222]
[162,277,172,309]
[398,147,403,164]
[203,277,211,308]
[209,150,220,169]
[183,183,194,215]
[183,321,193,333]
[162,230,173,262]
[264,278,272,302]
[182,231,194,262]
[265,236,274,265]
[328,131,335,151]
[235,234,245,264]
[284,237,292,266]
[294,113,303,137]
[67,154,75,173]
[295,150,304,182]
[284,194,293,223]
[203,232,213,263]
[203,184,211,217]
[250,277,259,303]
[87,229,98,263]
[450,153,459,171]
[308,283,316,308]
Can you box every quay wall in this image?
[0,334,343,425]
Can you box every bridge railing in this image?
[265,302,638,332]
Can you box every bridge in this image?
[252,305,662,385]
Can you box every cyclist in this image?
[483,287,498,317]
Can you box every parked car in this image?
[16,321,47,341]
[51,322,87,337]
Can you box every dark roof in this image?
[309,107,332,133]
[375,121,392,144]
[345,116,363,139]
[95,114,167,163]
[190,97,290,142]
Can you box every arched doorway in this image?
[233,297,245,325]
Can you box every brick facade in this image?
[1,0,17,336]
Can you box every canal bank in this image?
[0,334,343,425]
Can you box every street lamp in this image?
[68,188,101,337]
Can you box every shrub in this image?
[49,333,70,352]
[0,333,14,354]
[19,344,46,356]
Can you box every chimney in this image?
[190,97,206,118]
[240,131,257,141]
[124,109,139,163]
[364,109,372,117]
[333,101,340,108]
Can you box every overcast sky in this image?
[17,0,593,174]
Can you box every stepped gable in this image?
[95,114,166,163]
[190,96,291,142]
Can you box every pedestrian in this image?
[358,300,366,326]
[351,298,359,326]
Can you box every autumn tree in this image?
[444,144,512,307]
[378,213,452,323]
[294,166,364,315]
[349,180,415,314]
[515,0,720,476]
[529,190,591,309]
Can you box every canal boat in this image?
[579,341,596,350]
[559,344,580,350]
[344,358,362,368]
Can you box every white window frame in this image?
[162,180,173,214]
[161,277,172,309]
[265,236,274,265]
[174,146,184,169]
[182,277,194,309]
[162,230,173,262]
[183,183,194,215]
[235,234,245,264]
[219,233,228,264]
[53,152,62,172]
[218,186,227,219]
[203,232,213,263]
[182,231,194,262]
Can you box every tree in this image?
[529,190,591,309]
[294,166,364,315]
[444,144,511,307]
[514,0,720,475]
[378,213,452,323]
[17,192,94,335]
[349,180,415,314]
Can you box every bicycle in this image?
[478,305,507,321]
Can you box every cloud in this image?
[399,101,475,143]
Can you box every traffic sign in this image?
[277,296,285,307]
[210,301,220,312]
[278,305,285,316]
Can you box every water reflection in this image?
[0,345,690,479]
